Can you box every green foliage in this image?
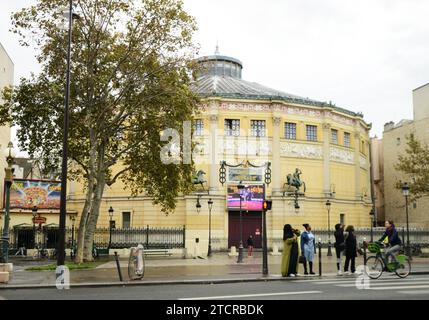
[395,133,429,201]
[0,0,200,213]
[26,261,102,271]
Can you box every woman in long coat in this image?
[281,224,300,277]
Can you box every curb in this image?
[1,270,428,290]
[0,275,320,290]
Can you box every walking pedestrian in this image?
[344,225,357,275]
[281,224,300,277]
[247,235,254,257]
[301,223,316,275]
[334,223,345,276]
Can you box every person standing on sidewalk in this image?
[300,223,316,275]
[281,224,299,277]
[344,225,357,275]
[247,235,254,257]
[334,223,345,276]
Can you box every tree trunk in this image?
[75,128,98,263]
[82,143,107,262]
[75,174,95,263]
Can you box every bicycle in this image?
[365,242,411,279]
[128,244,145,280]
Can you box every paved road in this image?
[1,274,429,300]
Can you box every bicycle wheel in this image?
[395,255,411,278]
[365,256,384,279]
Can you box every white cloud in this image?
[2,0,429,137]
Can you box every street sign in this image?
[32,216,47,224]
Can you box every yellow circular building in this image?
[66,52,372,254]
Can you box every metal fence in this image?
[93,226,186,249]
[0,225,186,251]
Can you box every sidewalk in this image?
[2,253,429,289]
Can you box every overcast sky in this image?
[2,0,429,140]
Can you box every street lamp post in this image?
[369,209,375,242]
[69,215,76,251]
[57,0,80,267]
[108,207,114,249]
[207,199,213,257]
[32,206,38,249]
[325,200,332,256]
[1,142,16,263]
[402,182,411,258]
[237,182,245,263]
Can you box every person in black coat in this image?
[344,225,357,274]
[247,235,254,257]
[334,223,345,275]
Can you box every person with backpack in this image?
[379,220,402,264]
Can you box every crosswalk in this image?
[292,275,429,295]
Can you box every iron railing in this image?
[0,225,186,251]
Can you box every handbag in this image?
[298,255,306,264]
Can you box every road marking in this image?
[397,290,429,295]
[336,280,429,287]
[370,285,429,291]
[179,291,323,300]
[293,276,429,285]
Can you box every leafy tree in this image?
[0,0,200,262]
[395,133,429,201]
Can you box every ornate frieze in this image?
[280,142,323,159]
[330,146,354,164]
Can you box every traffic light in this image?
[263,200,272,211]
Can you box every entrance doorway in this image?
[228,211,262,249]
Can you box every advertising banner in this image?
[6,179,61,209]
[227,184,264,211]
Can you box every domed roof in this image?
[192,52,362,117]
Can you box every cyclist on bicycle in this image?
[378,220,402,265]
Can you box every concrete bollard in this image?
[0,263,13,273]
[270,245,281,256]
[0,271,9,284]
[228,246,238,257]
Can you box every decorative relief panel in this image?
[280,142,323,159]
[330,146,354,164]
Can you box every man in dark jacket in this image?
[344,225,357,274]
[334,223,345,275]
[379,220,402,263]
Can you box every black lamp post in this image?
[57,0,80,267]
[1,142,15,263]
[369,209,375,242]
[32,206,38,249]
[237,182,245,263]
[207,198,213,257]
[108,206,114,249]
[325,200,332,256]
[402,182,411,258]
[69,214,76,251]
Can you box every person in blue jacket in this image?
[379,220,402,263]
[301,223,316,275]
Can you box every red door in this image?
[228,211,262,248]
